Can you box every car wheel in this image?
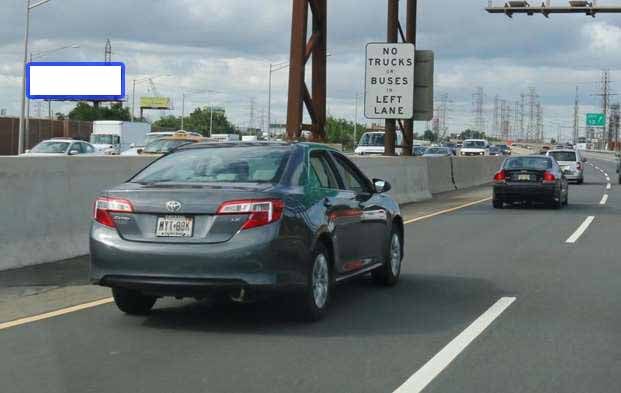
[112,288,156,315]
[298,244,332,322]
[551,195,562,209]
[493,198,503,209]
[372,230,402,286]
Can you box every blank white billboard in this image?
[26,62,125,100]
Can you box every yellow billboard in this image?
[140,97,171,109]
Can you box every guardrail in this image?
[0,155,503,271]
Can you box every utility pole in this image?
[354,92,359,147]
[573,87,580,144]
[402,0,417,156]
[383,0,399,155]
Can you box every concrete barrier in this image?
[0,156,155,271]
[351,156,432,204]
[1,153,504,271]
[424,156,455,194]
[452,157,503,189]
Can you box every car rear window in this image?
[504,157,552,170]
[549,151,577,162]
[132,146,291,184]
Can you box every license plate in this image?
[518,174,530,181]
[156,215,193,237]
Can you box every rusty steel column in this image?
[402,0,417,156]
[311,0,327,141]
[286,0,309,139]
[384,0,399,156]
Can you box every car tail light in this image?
[543,171,556,183]
[494,170,507,183]
[576,162,582,171]
[93,197,133,228]
[217,199,284,230]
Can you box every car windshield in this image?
[143,139,194,154]
[91,135,120,145]
[31,141,69,153]
[359,133,384,146]
[463,141,486,148]
[549,151,577,162]
[143,134,172,145]
[504,157,552,170]
[426,148,447,154]
[132,146,291,184]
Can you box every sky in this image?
[2,0,621,140]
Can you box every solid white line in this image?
[600,195,609,205]
[565,216,595,244]
[607,183,611,190]
[393,297,516,393]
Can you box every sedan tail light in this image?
[543,171,556,183]
[93,197,133,228]
[217,199,284,230]
[494,170,507,183]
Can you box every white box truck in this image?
[90,121,151,154]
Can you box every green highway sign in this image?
[586,113,605,127]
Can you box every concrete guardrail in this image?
[1,154,502,271]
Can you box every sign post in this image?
[364,43,415,120]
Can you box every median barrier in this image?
[425,156,455,194]
[351,156,432,204]
[0,156,155,271]
[452,156,503,189]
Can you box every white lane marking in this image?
[393,297,516,393]
[607,183,611,190]
[600,195,609,205]
[565,216,595,244]
[606,176,610,182]
[595,166,600,170]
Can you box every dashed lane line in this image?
[566,216,596,244]
[393,297,517,393]
[600,194,609,205]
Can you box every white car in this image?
[460,139,490,156]
[121,131,203,156]
[355,131,404,155]
[546,149,585,184]
[21,139,99,156]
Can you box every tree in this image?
[152,107,236,135]
[67,102,130,121]
[423,130,437,142]
[459,129,487,140]
[324,116,367,150]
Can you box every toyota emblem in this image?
[166,200,182,212]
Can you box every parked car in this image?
[546,149,585,184]
[22,138,98,156]
[423,147,453,157]
[460,139,490,156]
[493,155,569,209]
[355,131,404,155]
[90,142,404,321]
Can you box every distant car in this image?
[121,130,204,156]
[423,147,453,157]
[442,143,458,155]
[413,146,427,156]
[460,139,490,156]
[496,144,512,155]
[90,142,404,321]
[546,149,585,184]
[21,139,98,156]
[355,131,404,155]
[493,155,569,209]
[488,146,503,156]
[539,145,551,155]
[138,132,209,156]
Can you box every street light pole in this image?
[354,92,359,147]
[18,0,51,154]
[181,93,186,130]
[267,64,272,140]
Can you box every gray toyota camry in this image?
[90,142,404,321]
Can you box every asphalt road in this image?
[2,154,620,393]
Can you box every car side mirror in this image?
[68,150,80,156]
[137,148,144,154]
[374,178,391,193]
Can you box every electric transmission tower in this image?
[527,87,539,142]
[573,87,580,144]
[472,87,485,133]
[105,39,112,62]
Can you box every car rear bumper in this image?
[493,183,558,202]
[89,222,309,296]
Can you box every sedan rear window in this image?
[549,151,577,162]
[132,146,291,184]
[504,157,552,170]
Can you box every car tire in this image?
[493,198,503,209]
[297,243,333,322]
[551,195,563,209]
[372,229,402,287]
[577,178,584,185]
[112,288,157,315]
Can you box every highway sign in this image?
[586,113,605,127]
[365,43,415,119]
[140,97,171,109]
